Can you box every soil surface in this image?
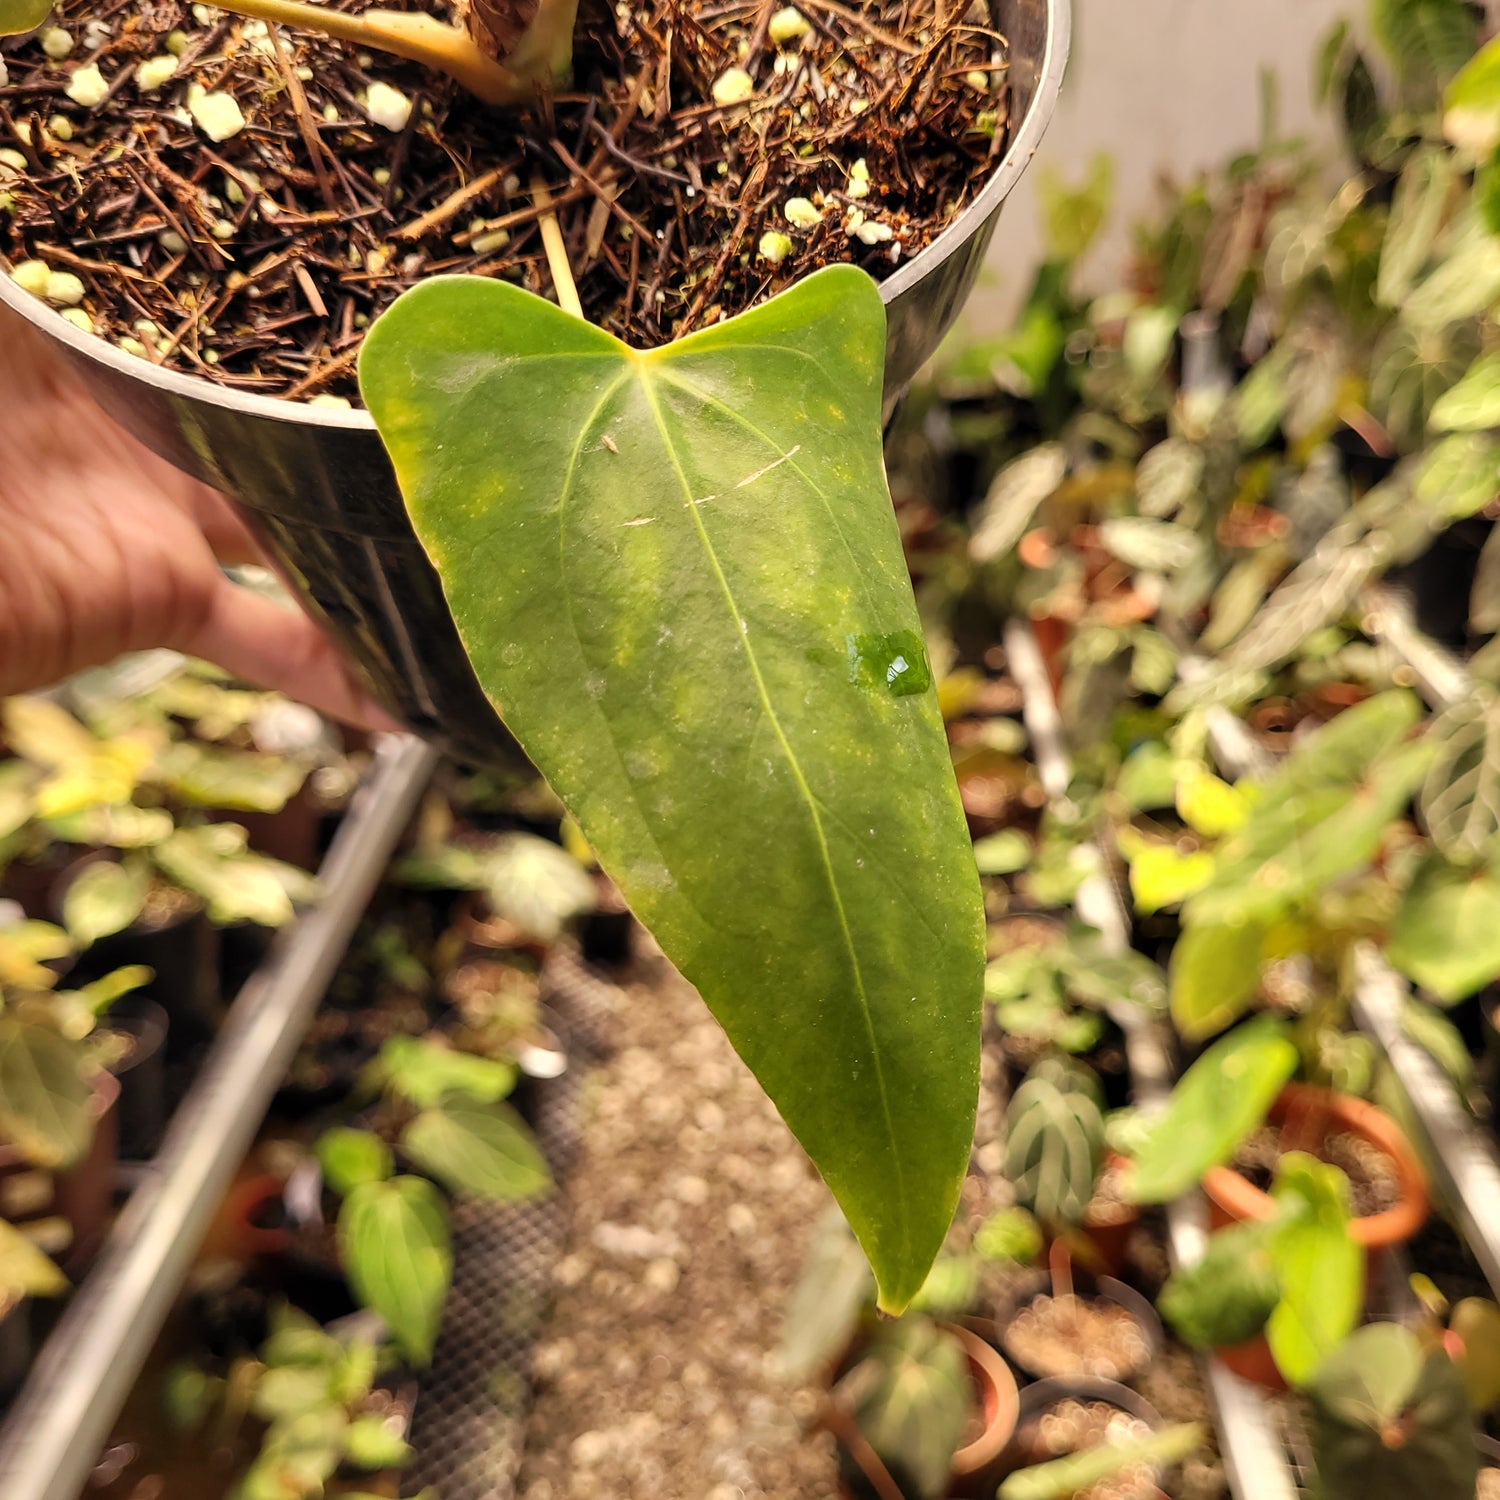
[1232,1124,1401,1218]
[516,939,841,1500]
[1,0,1006,400]
[1021,1399,1155,1500]
[1002,1294,1152,1383]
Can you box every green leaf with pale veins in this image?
[400,1096,552,1203]
[360,266,983,1314]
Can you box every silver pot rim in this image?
[0,0,1069,431]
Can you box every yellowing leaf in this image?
[1175,763,1248,838]
[1127,842,1215,915]
[361,266,983,1314]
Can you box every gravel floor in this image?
[517,940,842,1500]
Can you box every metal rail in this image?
[0,733,440,1500]
[1004,622,1299,1500]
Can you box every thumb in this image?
[178,576,405,735]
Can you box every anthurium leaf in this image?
[1390,851,1500,1001]
[1449,1297,1500,1410]
[0,0,50,35]
[1430,353,1500,431]
[0,918,69,988]
[343,1412,413,1470]
[0,762,34,844]
[1,697,97,769]
[62,858,148,948]
[0,1017,93,1169]
[0,1218,67,1301]
[972,829,1030,876]
[1115,742,1176,812]
[482,832,595,941]
[967,444,1067,564]
[337,1176,451,1366]
[158,743,308,813]
[774,1207,873,1381]
[1310,1324,1478,1499]
[1125,1016,1297,1204]
[375,1035,516,1109]
[1266,1153,1363,1387]
[400,1097,551,1203]
[316,1127,394,1195]
[1169,920,1265,1042]
[361,266,983,1315]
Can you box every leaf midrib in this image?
[632,359,914,1278]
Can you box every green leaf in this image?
[967,445,1067,564]
[0,0,49,39]
[316,1127,394,1195]
[400,1097,551,1202]
[1379,149,1457,307]
[252,1364,334,1422]
[343,1412,413,1470]
[1374,0,1477,87]
[1310,1325,1479,1500]
[1039,154,1113,263]
[774,1207,873,1381]
[0,1218,67,1300]
[337,1177,451,1366]
[1098,516,1201,575]
[972,1206,1042,1266]
[972,829,1029,876]
[1447,33,1500,154]
[1430,352,1500,430]
[997,1423,1203,1500]
[482,832,595,941]
[375,1035,516,1109]
[62,859,148,948]
[1266,1153,1363,1387]
[1169,920,1266,1042]
[1123,840,1214,916]
[1176,764,1248,837]
[158,743,308,813]
[1158,1220,1279,1348]
[1401,998,1475,1099]
[1389,853,1500,1001]
[1126,1016,1297,1204]
[0,1018,93,1169]
[361,266,983,1315]
[1115,742,1176,812]
[151,827,295,928]
[1449,1297,1500,1410]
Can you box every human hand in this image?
[0,306,400,731]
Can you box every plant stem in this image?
[532,175,583,319]
[192,0,538,104]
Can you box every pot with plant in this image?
[0,0,1068,766]
[996,1377,1200,1500]
[0,962,152,1270]
[825,1318,1020,1500]
[1000,1054,1141,1278]
[1,0,1056,1330]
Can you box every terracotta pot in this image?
[834,1322,1021,1500]
[1201,1083,1428,1391]
[1201,1083,1429,1251]
[0,1068,120,1276]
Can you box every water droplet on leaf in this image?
[846,630,931,697]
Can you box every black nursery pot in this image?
[51,859,221,1061]
[0,1297,31,1406]
[0,2,1068,769]
[101,995,170,1163]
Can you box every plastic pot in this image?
[0,1296,31,1405]
[0,1,1068,769]
[1201,1083,1429,1252]
[835,1322,1021,1500]
[100,995,170,1163]
[994,1271,1163,1386]
[0,1068,120,1276]
[51,856,222,1060]
[1000,1376,1169,1490]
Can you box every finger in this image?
[178,577,405,734]
[193,492,268,568]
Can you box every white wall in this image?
[961,0,1360,337]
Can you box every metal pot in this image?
[0,0,1069,765]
